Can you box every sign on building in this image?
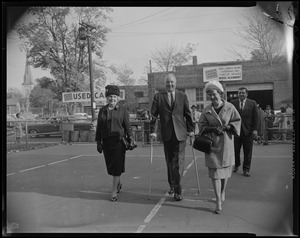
[203,65,242,82]
[62,90,125,103]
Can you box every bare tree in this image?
[229,13,286,66]
[149,43,197,72]
[109,64,136,86]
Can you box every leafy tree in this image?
[149,43,197,72]
[7,87,28,110]
[29,84,56,114]
[7,87,23,99]
[229,13,286,66]
[35,77,56,91]
[15,7,112,98]
[109,64,136,85]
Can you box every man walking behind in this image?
[231,87,259,177]
[150,72,194,201]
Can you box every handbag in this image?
[121,136,131,150]
[193,134,213,153]
[121,135,137,150]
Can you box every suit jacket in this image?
[231,98,259,136]
[95,104,133,141]
[150,90,193,141]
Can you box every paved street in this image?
[5,141,295,235]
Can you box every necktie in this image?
[170,93,174,108]
[240,100,244,113]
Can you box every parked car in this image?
[27,116,94,137]
[74,113,89,120]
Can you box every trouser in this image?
[163,130,186,195]
[234,130,254,172]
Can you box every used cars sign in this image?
[62,90,125,103]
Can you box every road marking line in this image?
[144,198,166,223]
[19,165,45,172]
[136,159,195,233]
[48,159,69,165]
[68,155,85,160]
[9,155,87,175]
[136,225,146,233]
[183,159,195,176]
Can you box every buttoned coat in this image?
[95,104,133,141]
[199,100,241,169]
[150,90,193,141]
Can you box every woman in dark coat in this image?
[95,85,135,202]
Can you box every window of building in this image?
[177,88,185,93]
[197,104,204,111]
[196,88,204,101]
[206,94,210,101]
[135,91,144,98]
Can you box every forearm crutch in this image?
[148,137,153,200]
[191,135,201,194]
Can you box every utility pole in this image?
[149,60,152,73]
[79,22,97,121]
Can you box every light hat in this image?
[204,80,224,93]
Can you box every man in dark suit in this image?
[150,72,194,201]
[231,87,259,177]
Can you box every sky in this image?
[6,3,294,89]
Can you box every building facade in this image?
[147,57,292,111]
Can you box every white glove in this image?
[187,132,194,137]
[150,133,157,140]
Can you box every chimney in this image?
[193,56,197,65]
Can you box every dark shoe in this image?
[174,193,183,201]
[117,183,122,193]
[167,187,174,194]
[243,171,250,177]
[110,195,117,202]
[233,166,239,173]
[215,204,222,214]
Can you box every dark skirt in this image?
[102,136,126,176]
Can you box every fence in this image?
[8,114,291,149]
[130,119,163,147]
[135,114,294,146]
[6,117,95,149]
[255,113,293,145]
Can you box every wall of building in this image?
[147,59,292,111]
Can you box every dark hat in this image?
[105,85,120,97]
[191,105,197,109]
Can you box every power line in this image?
[103,45,145,68]
[110,7,253,32]
[107,26,239,38]
[111,7,173,30]
[113,7,188,31]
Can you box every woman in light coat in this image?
[199,80,241,214]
